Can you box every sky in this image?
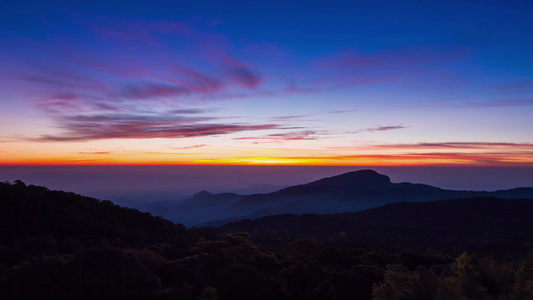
[1,0,533,167]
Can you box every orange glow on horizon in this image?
[1,153,532,167]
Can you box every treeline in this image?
[1,181,533,299]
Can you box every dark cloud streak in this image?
[234,130,320,141]
[351,125,407,134]
[35,112,281,142]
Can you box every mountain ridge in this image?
[138,169,533,226]
[219,196,533,255]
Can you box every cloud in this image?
[220,56,261,89]
[371,142,533,150]
[325,152,533,165]
[169,144,207,150]
[172,65,223,94]
[269,115,310,121]
[17,66,109,91]
[197,150,533,166]
[351,125,407,134]
[368,126,406,132]
[168,108,210,114]
[119,82,190,99]
[79,151,111,155]
[234,130,320,141]
[35,112,281,141]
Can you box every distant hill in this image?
[197,170,533,226]
[220,197,533,255]
[3,180,533,300]
[139,169,533,226]
[231,169,533,216]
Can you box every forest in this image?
[1,180,533,300]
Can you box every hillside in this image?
[0,180,191,247]
[193,170,533,226]
[3,180,533,299]
[231,170,533,216]
[220,197,533,256]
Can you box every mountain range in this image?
[219,196,533,256]
[5,178,533,299]
[138,169,533,226]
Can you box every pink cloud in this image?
[35,112,282,141]
[172,65,223,94]
[220,56,262,89]
[79,151,111,155]
[170,144,207,150]
[370,142,533,150]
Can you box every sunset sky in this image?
[1,0,533,166]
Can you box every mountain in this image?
[3,180,533,300]
[220,197,533,255]
[137,169,533,226]
[227,169,533,222]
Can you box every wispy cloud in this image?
[79,151,111,155]
[34,111,281,142]
[325,152,533,165]
[220,56,262,89]
[370,142,533,150]
[351,125,407,134]
[269,115,311,121]
[169,144,207,150]
[197,150,533,166]
[234,130,320,141]
[119,82,191,100]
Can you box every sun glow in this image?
[194,156,319,165]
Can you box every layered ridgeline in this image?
[3,179,533,300]
[140,169,533,226]
[220,197,533,256]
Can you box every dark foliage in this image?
[2,180,533,299]
[220,197,533,257]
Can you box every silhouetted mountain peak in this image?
[192,190,213,201]
[306,169,391,188]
